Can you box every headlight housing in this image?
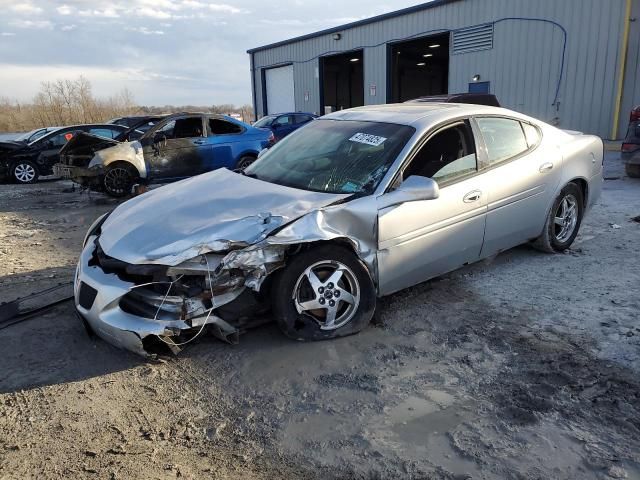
[83,211,111,247]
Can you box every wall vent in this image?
[452,24,494,54]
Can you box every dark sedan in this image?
[252,112,317,142]
[622,105,640,178]
[0,123,127,184]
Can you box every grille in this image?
[452,24,494,55]
[78,282,98,310]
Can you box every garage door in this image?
[265,65,295,114]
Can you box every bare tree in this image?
[0,77,254,133]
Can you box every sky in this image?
[0,0,426,106]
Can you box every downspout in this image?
[611,0,632,140]
[250,52,258,122]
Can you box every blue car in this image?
[56,112,275,197]
[252,112,317,142]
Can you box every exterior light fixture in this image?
[423,53,433,58]
[429,44,440,48]
[417,62,426,66]
[332,33,341,40]
[472,74,481,82]
[350,58,360,62]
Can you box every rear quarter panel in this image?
[556,130,603,212]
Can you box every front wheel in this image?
[12,160,39,184]
[272,245,376,341]
[103,163,137,197]
[626,164,640,178]
[236,155,256,170]
[533,182,584,253]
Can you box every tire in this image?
[236,155,256,170]
[103,163,137,198]
[272,244,376,341]
[533,182,584,253]
[12,160,39,184]
[626,164,640,178]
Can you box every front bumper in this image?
[74,237,242,356]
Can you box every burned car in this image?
[55,112,274,197]
[75,104,603,356]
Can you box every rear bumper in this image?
[54,163,102,185]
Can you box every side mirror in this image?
[378,175,439,209]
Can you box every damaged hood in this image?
[59,131,120,157]
[99,168,349,265]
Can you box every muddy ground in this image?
[0,152,639,479]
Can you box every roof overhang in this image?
[247,0,463,54]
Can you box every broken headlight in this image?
[83,211,111,247]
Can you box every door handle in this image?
[539,162,554,173]
[463,190,482,203]
[193,139,206,145]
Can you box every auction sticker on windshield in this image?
[349,133,387,147]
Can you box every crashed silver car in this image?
[75,104,603,356]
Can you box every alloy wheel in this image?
[293,260,361,330]
[104,167,132,195]
[14,163,36,183]
[554,193,578,243]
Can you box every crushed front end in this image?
[75,234,286,356]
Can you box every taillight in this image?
[621,143,640,153]
[267,132,275,144]
[630,107,640,122]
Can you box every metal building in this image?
[247,0,639,139]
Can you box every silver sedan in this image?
[75,104,603,355]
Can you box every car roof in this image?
[321,103,524,128]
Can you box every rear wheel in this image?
[272,245,376,341]
[103,163,137,197]
[236,155,256,170]
[626,164,640,178]
[12,160,39,184]
[533,182,584,253]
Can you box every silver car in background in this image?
[75,104,603,356]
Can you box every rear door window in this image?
[89,128,119,139]
[476,117,528,166]
[294,114,312,124]
[274,115,293,126]
[209,118,243,135]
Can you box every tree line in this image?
[0,76,254,133]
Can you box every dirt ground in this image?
[0,152,639,480]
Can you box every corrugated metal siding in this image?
[251,0,637,138]
[620,0,640,138]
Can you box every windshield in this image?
[245,119,415,194]
[15,128,47,142]
[253,115,275,128]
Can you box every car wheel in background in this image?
[626,164,640,178]
[103,162,137,198]
[272,244,376,341]
[12,160,39,184]
[533,182,584,253]
[236,156,256,170]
